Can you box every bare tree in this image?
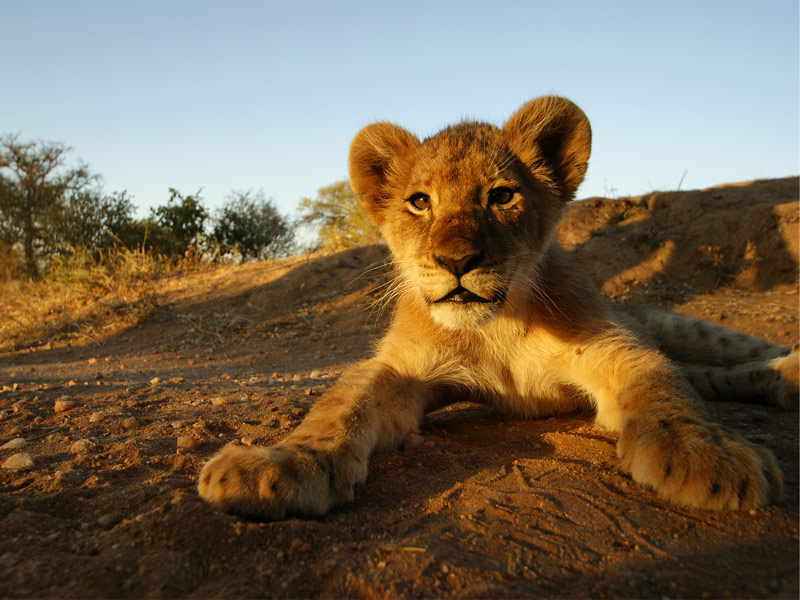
[0,134,94,276]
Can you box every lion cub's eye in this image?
[489,187,516,206]
[406,193,431,213]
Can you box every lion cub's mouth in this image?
[433,286,499,304]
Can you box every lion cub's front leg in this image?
[585,340,783,510]
[198,361,429,519]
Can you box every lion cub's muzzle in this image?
[428,249,504,305]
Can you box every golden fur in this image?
[198,97,798,519]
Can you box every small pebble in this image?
[11,476,34,488]
[0,553,18,568]
[70,439,95,454]
[89,412,105,423]
[97,514,118,528]
[168,377,185,384]
[309,370,322,379]
[87,358,98,365]
[54,470,82,485]
[122,416,142,430]
[1,437,27,450]
[171,420,190,429]
[54,398,76,413]
[2,452,34,470]
[11,400,28,412]
[176,436,201,450]
[210,397,230,406]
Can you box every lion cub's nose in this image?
[434,250,485,277]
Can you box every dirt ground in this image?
[0,177,798,599]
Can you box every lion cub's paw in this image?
[198,444,335,520]
[618,416,783,510]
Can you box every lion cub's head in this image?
[348,96,591,330]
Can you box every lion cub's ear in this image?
[502,96,592,201]
[349,123,420,224]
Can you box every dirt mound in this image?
[561,177,798,302]
[0,178,797,598]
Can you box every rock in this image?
[309,370,323,379]
[168,377,185,384]
[1,437,27,450]
[87,358,98,365]
[89,412,105,423]
[176,436,201,450]
[122,416,142,430]
[149,377,161,385]
[171,420,190,429]
[11,400,28,412]
[0,411,8,421]
[54,398,76,413]
[70,439,95,454]
[210,397,230,406]
[2,452,34,470]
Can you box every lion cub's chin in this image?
[429,302,500,331]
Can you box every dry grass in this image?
[0,247,205,351]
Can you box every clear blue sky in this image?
[2,0,798,218]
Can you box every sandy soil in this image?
[0,178,798,599]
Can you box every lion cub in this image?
[199,96,798,519]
